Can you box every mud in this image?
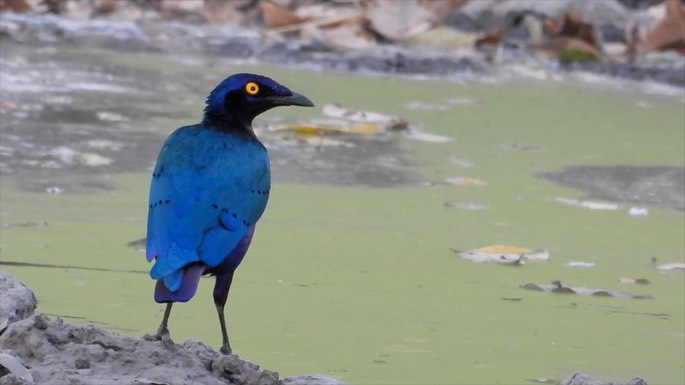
[538,165,685,212]
[0,273,343,385]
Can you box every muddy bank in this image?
[1,1,684,87]
[538,165,685,212]
[0,273,344,385]
[0,273,651,385]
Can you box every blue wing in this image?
[146,125,270,291]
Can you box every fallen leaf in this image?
[269,119,384,135]
[443,201,489,210]
[440,97,481,106]
[402,101,448,111]
[260,0,307,29]
[552,197,619,210]
[453,245,550,265]
[474,26,505,50]
[444,177,486,186]
[565,261,596,268]
[322,104,408,130]
[543,10,601,51]
[656,262,685,271]
[404,129,453,143]
[518,12,603,62]
[301,136,354,148]
[618,277,650,284]
[78,153,114,167]
[628,0,685,55]
[0,0,31,13]
[520,280,654,299]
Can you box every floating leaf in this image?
[78,153,114,167]
[565,261,596,268]
[301,136,354,148]
[443,201,489,211]
[520,280,654,299]
[552,197,619,210]
[322,104,408,130]
[404,130,453,143]
[656,262,685,271]
[618,277,650,285]
[402,101,448,111]
[453,245,549,265]
[444,177,486,186]
[440,97,481,106]
[269,119,384,135]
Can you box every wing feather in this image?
[146,125,270,291]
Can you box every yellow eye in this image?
[245,82,259,95]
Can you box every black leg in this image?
[145,302,174,347]
[157,302,173,336]
[213,271,234,354]
[216,304,232,354]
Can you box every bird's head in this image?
[203,73,314,131]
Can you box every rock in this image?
[0,273,37,332]
[284,374,347,385]
[0,351,34,384]
[0,313,345,385]
[457,0,631,32]
[560,372,649,385]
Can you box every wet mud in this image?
[538,165,685,212]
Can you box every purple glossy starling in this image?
[145,73,313,354]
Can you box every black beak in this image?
[269,91,314,107]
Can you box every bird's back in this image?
[146,124,270,295]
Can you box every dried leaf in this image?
[565,261,596,268]
[520,281,654,299]
[444,177,486,186]
[269,119,383,135]
[618,277,650,285]
[443,201,489,210]
[453,245,550,265]
[322,104,408,130]
[402,101,448,111]
[0,0,31,13]
[519,13,603,62]
[474,27,505,49]
[629,0,685,55]
[404,130,453,143]
[543,10,601,51]
[656,262,685,271]
[260,0,307,29]
[552,197,619,210]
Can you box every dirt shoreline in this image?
[0,272,345,385]
[1,1,684,88]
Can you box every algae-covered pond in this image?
[1,45,684,384]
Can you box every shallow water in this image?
[1,43,684,384]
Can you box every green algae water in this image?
[1,49,684,384]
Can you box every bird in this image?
[145,73,314,354]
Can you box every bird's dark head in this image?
[203,73,314,131]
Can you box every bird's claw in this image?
[143,327,175,348]
[220,344,232,355]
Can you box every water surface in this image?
[1,44,684,384]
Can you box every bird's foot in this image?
[219,344,232,355]
[143,326,175,348]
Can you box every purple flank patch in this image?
[154,263,206,303]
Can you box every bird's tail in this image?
[153,263,205,303]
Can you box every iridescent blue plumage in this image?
[145,73,313,354]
